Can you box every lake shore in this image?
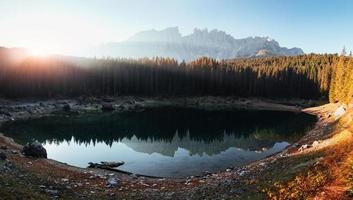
[0,97,346,199]
[0,96,321,125]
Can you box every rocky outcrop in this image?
[88,27,304,61]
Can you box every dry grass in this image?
[265,104,353,200]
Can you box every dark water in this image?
[1,107,317,177]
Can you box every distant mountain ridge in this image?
[87,27,304,61]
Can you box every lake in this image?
[0,107,317,178]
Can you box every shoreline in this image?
[0,97,333,199]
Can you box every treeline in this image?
[0,47,341,99]
[329,51,353,104]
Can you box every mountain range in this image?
[87,27,304,61]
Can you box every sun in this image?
[28,47,51,57]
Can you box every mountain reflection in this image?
[2,107,317,157]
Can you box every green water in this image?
[1,107,317,177]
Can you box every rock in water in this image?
[22,141,47,158]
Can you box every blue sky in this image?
[0,0,352,54]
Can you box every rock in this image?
[63,103,71,112]
[61,178,69,182]
[312,140,320,147]
[0,145,7,150]
[106,177,121,188]
[0,110,11,117]
[0,152,6,160]
[101,103,114,111]
[334,105,346,120]
[39,185,46,189]
[298,144,310,152]
[238,170,247,176]
[44,189,59,195]
[3,160,13,170]
[22,141,47,158]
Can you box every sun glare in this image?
[27,46,52,57]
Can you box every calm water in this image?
[1,107,316,177]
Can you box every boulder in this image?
[22,141,47,158]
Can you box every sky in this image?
[0,0,352,55]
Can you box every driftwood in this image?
[88,161,125,168]
[87,161,162,178]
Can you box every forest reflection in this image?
[2,107,317,156]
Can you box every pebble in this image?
[106,177,121,188]
[312,140,320,147]
[238,170,247,176]
[45,189,59,195]
[298,144,310,152]
[61,178,69,182]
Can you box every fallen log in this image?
[88,161,125,168]
[87,161,162,178]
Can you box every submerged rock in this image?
[22,141,47,158]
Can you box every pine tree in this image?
[329,52,345,103]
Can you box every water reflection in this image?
[1,107,317,177]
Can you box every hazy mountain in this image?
[86,27,304,61]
